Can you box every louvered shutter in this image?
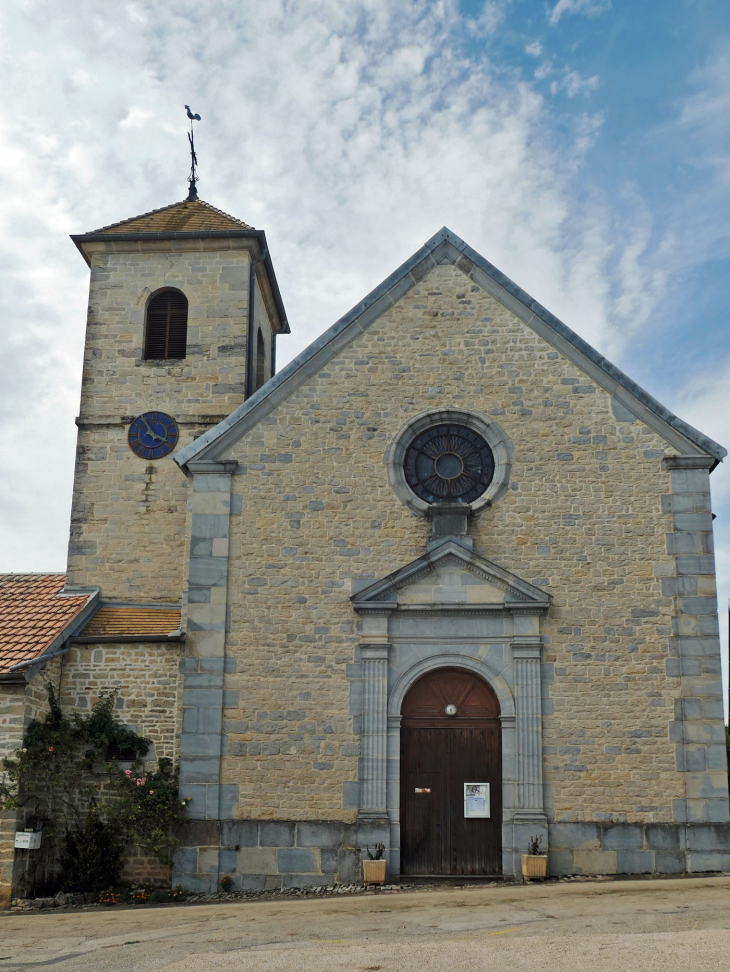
[144,290,188,359]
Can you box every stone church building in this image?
[1,192,729,901]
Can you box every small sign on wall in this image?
[463,783,490,818]
[15,831,42,850]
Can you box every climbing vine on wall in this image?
[0,684,190,893]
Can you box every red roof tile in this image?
[0,575,89,675]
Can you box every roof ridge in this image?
[90,197,252,234]
[0,572,66,577]
[174,226,726,467]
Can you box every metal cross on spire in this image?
[184,105,201,201]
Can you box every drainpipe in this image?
[246,246,269,399]
[8,644,71,672]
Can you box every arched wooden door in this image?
[400,667,502,876]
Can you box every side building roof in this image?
[0,575,97,679]
[175,227,726,468]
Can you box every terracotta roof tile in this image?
[0,575,89,675]
[80,606,181,637]
[91,198,252,235]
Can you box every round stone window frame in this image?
[384,408,513,517]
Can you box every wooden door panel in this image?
[447,726,502,875]
[400,669,502,876]
[401,728,445,875]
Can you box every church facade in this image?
[2,195,729,898]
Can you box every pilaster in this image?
[358,644,391,818]
[178,460,239,824]
[512,638,548,869]
[662,455,729,824]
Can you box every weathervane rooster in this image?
[185,105,201,201]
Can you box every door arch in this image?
[400,667,502,876]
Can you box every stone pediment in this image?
[175,226,724,470]
[350,539,551,614]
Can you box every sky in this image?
[0,0,729,700]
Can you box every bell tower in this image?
[65,196,289,601]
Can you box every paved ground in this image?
[1,876,730,971]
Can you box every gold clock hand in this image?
[140,415,165,442]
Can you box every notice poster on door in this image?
[464,783,490,818]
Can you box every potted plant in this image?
[362,843,387,886]
[521,835,548,881]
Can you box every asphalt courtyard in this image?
[1,876,729,972]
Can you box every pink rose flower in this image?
[136,779,142,785]
[149,790,154,795]
[125,769,132,776]
[48,747,54,752]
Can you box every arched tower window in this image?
[144,289,188,359]
[255,327,266,391]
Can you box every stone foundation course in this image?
[172,818,389,893]
[549,822,730,876]
[172,818,730,893]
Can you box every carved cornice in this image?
[661,455,714,470]
[360,644,391,660]
[187,460,239,475]
[378,604,549,618]
[511,642,543,659]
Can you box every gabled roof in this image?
[90,198,252,234]
[350,538,552,612]
[0,575,97,677]
[174,227,726,470]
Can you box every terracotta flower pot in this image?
[521,853,548,881]
[362,858,387,885]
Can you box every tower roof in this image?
[70,196,290,334]
[91,197,253,234]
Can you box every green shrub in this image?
[0,684,190,894]
[60,810,125,892]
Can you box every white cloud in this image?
[549,0,611,26]
[120,106,155,128]
[660,42,730,267]
[550,69,601,97]
[525,41,543,57]
[0,0,693,571]
[466,1,507,37]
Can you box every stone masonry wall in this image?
[67,240,260,601]
[59,643,185,766]
[1,647,184,904]
[0,660,60,906]
[0,685,25,907]
[216,262,722,825]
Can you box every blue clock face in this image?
[128,412,179,460]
